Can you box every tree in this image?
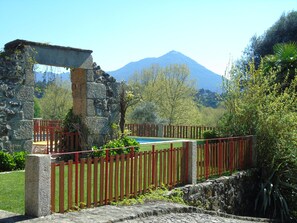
[129,64,200,125]
[33,97,41,118]
[243,11,297,67]
[118,82,140,135]
[263,42,297,91]
[220,61,297,222]
[39,81,72,120]
[128,101,160,124]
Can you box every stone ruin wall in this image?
[0,47,34,152]
[71,63,120,146]
[0,40,119,152]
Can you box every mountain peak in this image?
[108,51,223,92]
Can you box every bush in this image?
[93,136,140,157]
[13,151,28,170]
[203,129,219,139]
[0,151,16,172]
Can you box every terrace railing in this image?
[125,123,216,139]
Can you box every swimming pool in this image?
[132,137,182,144]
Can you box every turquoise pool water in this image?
[133,137,174,144]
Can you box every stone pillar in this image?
[182,140,197,184]
[157,124,163,137]
[25,154,51,217]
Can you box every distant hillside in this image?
[34,71,70,83]
[109,51,223,92]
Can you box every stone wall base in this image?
[181,169,258,216]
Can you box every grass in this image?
[0,171,25,214]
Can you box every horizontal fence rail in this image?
[50,144,189,213]
[125,123,216,139]
[196,136,253,180]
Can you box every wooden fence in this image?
[33,119,80,153]
[33,119,62,142]
[50,136,254,213]
[50,144,189,213]
[196,136,253,180]
[125,123,216,139]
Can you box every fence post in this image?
[182,140,197,184]
[25,154,51,217]
[252,136,257,167]
[157,124,164,137]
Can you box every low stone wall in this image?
[181,169,258,216]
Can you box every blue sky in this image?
[0,0,296,76]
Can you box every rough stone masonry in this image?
[0,39,119,152]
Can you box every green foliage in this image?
[63,108,83,132]
[39,81,72,120]
[13,151,28,170]
[244,11,297,67]
[0,151,16,172]
[129,64,200,125]
[203,129,219,139]
[92,136,140,157]
[198,105,225,127]
[0,151,29,172]
[196,88,222,108]
[33,96,42,118]
[220,60,297,221]
[128,101,161,124]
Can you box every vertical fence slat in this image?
[59,161,65,213]
[120,154,125,200]
[80,158,85,209]
[68,160,73,210]
[51,163,56,212]
[93,157,98,207]
[99,157,104,206]
[115,155,119,202]
[87,158,92,208]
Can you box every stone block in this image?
[86,99,95,116]
[22,102,34,120]
[16,85,34,102]
[25,154,51,217]
[24,69,34,86]
[12,120,33,140]
[87,82,106,99]
[86,70,94,82]
[84,117,109,135]
[23,140,33,153]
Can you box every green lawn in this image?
[0,142,184,214]
[0,171,25,214]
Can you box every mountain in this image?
[108,51,223,92]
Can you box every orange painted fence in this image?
[33,119,80,153]
[50,144,189,213]
[33,119,62,142]
[125,123,216,139]
[196,136,253,180]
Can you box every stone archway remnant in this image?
[0,39,119,152]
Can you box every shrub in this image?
[0,151,16,172]
[93,136,140,157]
[13,151,28,170]
[203,129,219,139]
